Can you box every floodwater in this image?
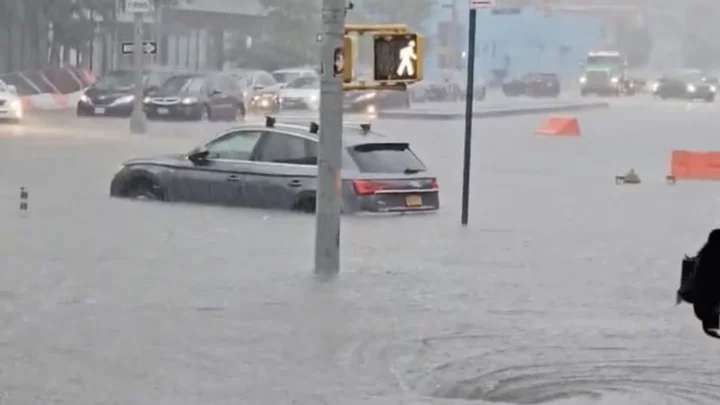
[1,99,720,404]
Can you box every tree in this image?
[346,0,435,31]
[230,0,320,70]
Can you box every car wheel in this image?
[125,178,162,201]
[706,95,715,103]
[293,196,316,213]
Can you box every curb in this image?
[376,102,610,120]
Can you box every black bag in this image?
[677,255,697,304]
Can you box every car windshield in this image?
[94,70,135,90]
[160,76,206,93]
[348,143,426,173]
[587,55,623,66]
[144,71,177,88]
[273,72,304,83]
[287,76,318,89]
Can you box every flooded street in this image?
[2,103,720,404]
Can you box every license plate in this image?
[157,108,169,114]
[94,107,106,114]
[405,195,422,207]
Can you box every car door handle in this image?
[227,175,240,182]
[287,179,302,187]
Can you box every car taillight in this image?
[352,179,384,195]
[430,178,439,190]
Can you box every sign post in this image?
[314,0,347,279]
[126,0,151,134]
[461,0,492,226]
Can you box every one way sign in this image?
[121,41,157,55]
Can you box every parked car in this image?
[651,72,716,102]
[77,68,183,117]
[0,79,22,123]
[502,72,561,97]
[343,89,410,113]
[271,67,318,86]
[143,72,246,120]
[278,76,320,111]
[110,117,439,213]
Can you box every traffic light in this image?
[372,33,423,83]
[343,35,354,83]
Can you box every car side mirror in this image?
[188,147,209,163]
[7,85,16,94]
[253,85,264,91]
[210,89,222,96]
[144,86,158,96]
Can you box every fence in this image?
[0,66,96,111]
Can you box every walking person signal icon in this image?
[372,33,423,83]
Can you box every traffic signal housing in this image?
[372,33,423,83]
[343,35,354,83]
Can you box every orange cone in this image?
[535,116,580,136]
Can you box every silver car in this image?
[110,117,440,213]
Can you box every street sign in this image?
[469,0,495,8]
[125,0,151,13]
[121,41,157,54]
[372,33,423,82]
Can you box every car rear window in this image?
[348,143,426,173]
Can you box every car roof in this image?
[209,120,400,147]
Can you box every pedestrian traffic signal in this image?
[372,33,423,83]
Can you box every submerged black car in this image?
[343,90,410,114]
[502,73,561,97]
[143,72,246,121]
[76,68,181,117]
[652,73,716,102]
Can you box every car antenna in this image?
[309,121,319,133]
[265,116,276,127]
[360,123,371,134]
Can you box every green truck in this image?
[579,51,636,96]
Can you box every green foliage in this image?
[232,0,321,68]
[348,0,435,31]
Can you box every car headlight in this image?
[651,82,660,91]
[181,97,198,104]
[143,96,151,103]
[711,86,717,93]
[579,76,587,84]
[253,95,260,101]
[687,84,696,92]
[611,77,619,84]
[10,99,22,111]
[309,94,318,101]
[80,94,91,103]
[114,95,134,104]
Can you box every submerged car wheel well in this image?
[292,193,316,213]
[123,175,163,200]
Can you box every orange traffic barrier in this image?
[535,116,580,136]
[670,150,720,180]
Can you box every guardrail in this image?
[0,66,95,111]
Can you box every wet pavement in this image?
[2,99,720,404]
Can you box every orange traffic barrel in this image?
[670,150,720,181]
[535,116,580,136]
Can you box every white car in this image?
[271,67,318,86]
[278,76,320,111]
[0,79,22,123]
